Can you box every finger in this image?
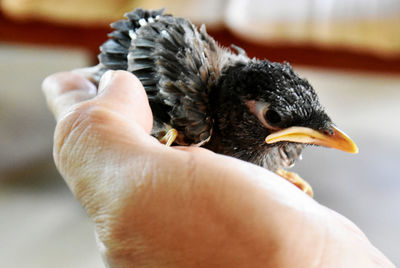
[72,64,104,85]
[42,72,97,121]
[95,70,153,134]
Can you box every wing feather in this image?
[98,8,248,145]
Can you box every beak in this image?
[265,125,358,154]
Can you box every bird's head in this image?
[211,60,358,171]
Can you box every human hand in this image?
[42,70,394,267]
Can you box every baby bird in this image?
[93,8,358,196]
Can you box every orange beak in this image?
[265,125,358,154]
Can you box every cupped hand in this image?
[42,70,394,267]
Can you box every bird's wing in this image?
[145,16,239,145]
[98,9,248,145]
[98,9,164,74]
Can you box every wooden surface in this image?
[1,10,400,73]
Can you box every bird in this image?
[91,8,358,196]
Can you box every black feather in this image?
[96,8,335,173]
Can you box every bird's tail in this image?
[98,8,165,71]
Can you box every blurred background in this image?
[0,0,399,267]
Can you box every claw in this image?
[276,169,314,197]
[159,129,178,146]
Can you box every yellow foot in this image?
[276,169,314,197]
[159,129,178,147]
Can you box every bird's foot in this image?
[159,129,178,146]
[276,169,314,197]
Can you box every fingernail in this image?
[98,70,115,94]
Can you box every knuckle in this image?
[42,72,94,96]
[42,72,69,92]
[53,101,112,169]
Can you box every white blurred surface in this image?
[0,43,399,267]
[294,67,400,265]
[225,0,400,54]
[0,44,89,171]
[0,43,103,268]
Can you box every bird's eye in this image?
[245,100,283,130]
[265,109,282,126]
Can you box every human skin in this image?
[42,70,394,268]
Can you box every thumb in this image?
[95,70,153,134]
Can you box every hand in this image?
[42,70,394,267]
